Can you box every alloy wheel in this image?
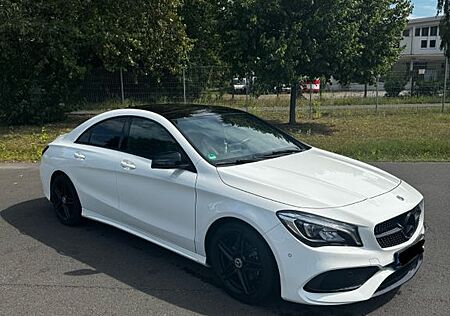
[216,230,265,296]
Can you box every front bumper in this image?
[265,221,425,305]
[373,252,423,297]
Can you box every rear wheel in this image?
[50,174,82,226]
[209,221,279,304]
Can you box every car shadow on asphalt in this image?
[1,198,399,315]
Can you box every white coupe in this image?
[40,104,425,305]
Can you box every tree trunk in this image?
[289,81,298,125]
[364,83,368,98]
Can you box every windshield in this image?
[172,112,309,166]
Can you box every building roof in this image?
[408,16,442,25]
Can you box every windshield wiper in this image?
[256,147,302,159]
[214,147,302,166]
[215,156,263,166]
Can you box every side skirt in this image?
[82,208,207,265]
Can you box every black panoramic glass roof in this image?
[133,104,242,120]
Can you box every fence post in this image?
[375,75,379,113]
[183,67,187,104]
[120,68,125,103]
[245,75,249,105]
[443,56,448,113]
[309,80,312,118]
[409,60,414,96]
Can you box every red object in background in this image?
[303,79,320,93]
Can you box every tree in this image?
[181,0,222,66]
[178,0,230,99]
[0,0,189,124]
[336,0,411,97]
[218,0,360,124]
[438,1,450,55]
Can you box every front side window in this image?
[124,117,183,160]
[402,29,410,37]
[421,40,427,48]
[76,117,126,149]
[421,27,429,37]
[430,40,436,48]
[415,28,420,36]
[172,112,309,166]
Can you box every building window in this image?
[415,28,421,36]
[430,40,436,48]
[403,29,410,37]
[430,26,438,36]
[422,27,429,36]
[421,40,427,48]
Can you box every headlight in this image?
[276,211,362,247]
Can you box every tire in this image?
[209,221,279,304]
[50,174,82,226]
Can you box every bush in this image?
[0,80,74,125]
[0,0,189,125]
[384,70,410,97]
[413,80,442,96]
[0,2,84,124]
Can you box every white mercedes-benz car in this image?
[40,104,425,305]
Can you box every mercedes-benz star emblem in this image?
[396,211,417,238]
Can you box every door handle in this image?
[121,160,136,170]
[74,152,86,160]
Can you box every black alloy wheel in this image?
[209,222,279,304]
[50,174,82,225]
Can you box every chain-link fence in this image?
[78,65,231,104]
[75,63,450,114]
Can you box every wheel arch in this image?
[203,216,282,299]
[203,216,279,270]
[49,170,72,200]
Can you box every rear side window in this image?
[124,117,182,160]
[76,117,126,150]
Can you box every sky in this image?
[411,0,438,18]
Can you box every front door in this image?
[115,117,197,252]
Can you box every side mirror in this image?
[151,151,190,170]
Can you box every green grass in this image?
[68,94,445,114]
[0,117,86,162]
[252,108,450,162]
[1,108,449,162]
[195,93,444,108]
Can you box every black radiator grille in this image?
[375,205,421,248]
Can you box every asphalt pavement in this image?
[0,162,449,315]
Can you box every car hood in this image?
[216,148,401,209]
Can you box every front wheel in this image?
[209,222,279,304]
[50,174,82,226]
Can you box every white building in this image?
[327,16,446,94]
[397,16,445,82]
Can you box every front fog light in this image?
[277,211,363,247]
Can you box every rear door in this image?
[70,117,127,220]
[115,117,197,252]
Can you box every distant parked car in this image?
[273,84,291,94]
[232,77,247,94]
[40,104,424,305]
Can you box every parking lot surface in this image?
[0,162,449,315]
